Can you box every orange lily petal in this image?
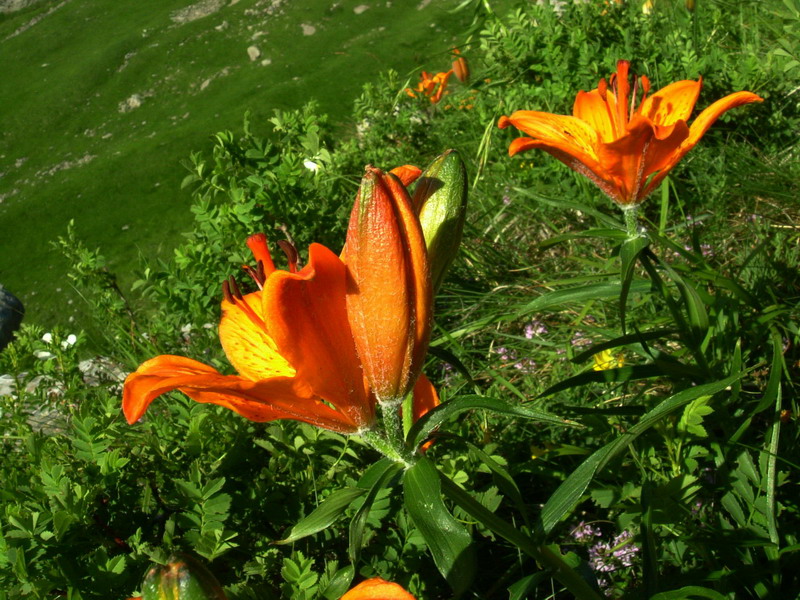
[411,373,440,423]
[639,78,701,129]
[390,165,422,187]
[340,578,416,600]
[218,291,295,381]
[597,116,656,203]
[264,243,373,428]
[122,355,358,432]
[499,111,600,162]
[685,90,764,149]
[641,90,763,198]
[573,90,617,143]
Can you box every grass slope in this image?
[0,0,480,326]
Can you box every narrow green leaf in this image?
[275,487,366,545]
[537,365,666,398]
[442,435,529,526]
[571,329,679,364]
[538,228,627,249]
[538,374,741,534]
[404,457,475,596]
[407,395,575,450]
[349,461,402,564]
[516,281,651,318]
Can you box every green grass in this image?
[0,0,489,327]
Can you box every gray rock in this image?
[0,284,24,351]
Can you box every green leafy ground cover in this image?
[2,0,800,598]
[0,0,490,326]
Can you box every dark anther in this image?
[278,240,300,273]
[227,275,244,300]
[222,279,234,304]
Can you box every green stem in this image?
[360,428,412,468]
[441,476,603,600]
[380,398,405,449]
[623,204,641,240]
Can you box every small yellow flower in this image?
[593,349,625,371]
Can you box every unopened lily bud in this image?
[346,166,432,406]
[141,554,227,600]
[411,149,468,292]
[685,0,695,10]
[452,50,470,83]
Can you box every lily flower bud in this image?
[451,49,470,83]
[411,149,468,292]
[345,166,432,406]
[141,554,227,600]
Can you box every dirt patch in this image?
[35,154,95,179]
[0,0,45,13]
[170,0,225,25]
[3,0,71,41]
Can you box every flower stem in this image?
[360,428,412,468]
[623,204,641,239]
[379,397,412,460]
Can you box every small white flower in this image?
[303,159,320,172]
[180,324,193,335]
[34,350,56,360]
[61,334,77,349]
[41,333,53,344]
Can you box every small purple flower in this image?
[700,244,713,258]
[524,320,548,339]
[571,521,602,542]
[588,530,639,575]
[493,345,514,361]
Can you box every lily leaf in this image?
[349,461,402,564]
[404,457,475,596]
[274,487,366,545]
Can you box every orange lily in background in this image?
[498,60,762,206]
[406,70,454,104]
[452,48,470,83]
[123,166,438,434]
[340,578,416,600]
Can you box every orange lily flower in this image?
[123,167,438,434]
[498,60,763,206]
[406,70,454,104]
[340,578,416,600]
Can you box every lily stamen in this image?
[277,240,300,273]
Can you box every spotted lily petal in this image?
[218,291,294,381]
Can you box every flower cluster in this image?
[406,49,470,104]
[123,166,435,436]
